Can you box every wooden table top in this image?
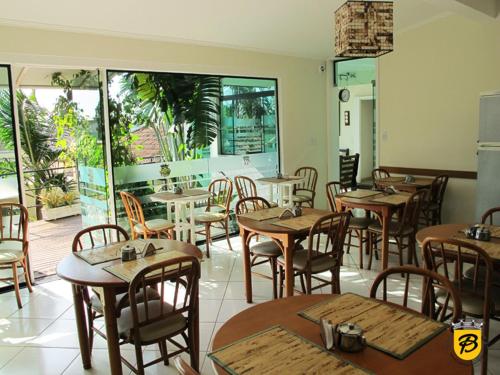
[336,190,409,208]
[56,239,202,288]
[237,207,331,235]
[378,177,433,187]
[150,189,211,203]
[256,176,304,185]
[211,295,471,375]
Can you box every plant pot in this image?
[41,203,81,221]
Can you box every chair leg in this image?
[367,232,374,270]
[410,234,419,268]
[300,274,306,294]
[346,230,352,254]
[159,340,169,365]
[12,262,22,309]
[224,218,233,251]
[306,272,312,295]
[87,307,95,352]
[22,259,33,293]
[358,230,364,269]
[135,341,145,375]
[270,258,278,300]
[204,223,211,258]
[278,266,284,298]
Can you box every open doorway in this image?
[334,58,377,186]
[13,67,110,279]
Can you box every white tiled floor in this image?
[0,236,498,374]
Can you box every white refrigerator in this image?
[476,92,500,223]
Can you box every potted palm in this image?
[39,187,80,221]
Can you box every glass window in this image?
[220,78,278,155]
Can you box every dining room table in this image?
[375,176,434,193]
[237,206,331,301]
[335,189,411,271]
[255,175,305,208]
[150,189,212,244]
[416,223,500,266]
[209,294,472,374]
[56,238,203,375]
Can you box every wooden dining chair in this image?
[371,168,390,189]
[278,212,351,295]
[291,166,318,207]
[367,189,428,270]
[194,178,233,257]
[72,224,161,351]
[421,175,449,225]
[117,256,200,374]
[234,175,277,207]
[482,207,500,225]
[174,356,200,375]
[0,203,32,308]
[236,197,286,299]
[370,265,462,323]
[339,154,360,189]
[422,237,498,375]
[326,181,375,269]
[120,191,174,240]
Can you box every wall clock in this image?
[339,88,350,102]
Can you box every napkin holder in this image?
[279,206,302,219]
[143,242,158,257]
[404,175,415,183]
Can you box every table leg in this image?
[283,235,294,297]
[174,203,182,241]
[181,203,188,241]
[189,202,196,245]
[278,185,284,207]
[72,284,91,369]
[287,184,293,208]
[167,202,172,224]
[241,228,253,303]
[102,288,122,375]
[381,208,390,270]
[269,185,274,203]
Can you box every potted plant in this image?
[39,187,80,221]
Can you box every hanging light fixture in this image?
[335,1,393,57]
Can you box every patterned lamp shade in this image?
[335,1,393,57]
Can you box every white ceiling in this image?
[0,0,454,59]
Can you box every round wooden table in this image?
[211,295,472,374]
[416,223,468,246]
[237,208,330,301]
[57,239,202,375]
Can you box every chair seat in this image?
[425,202,439,211]
[436,278,500,316]
[251,241,282,257]
[134,219,174,234]
[277,250,338,273]
[90,287,160,314]
[349,217,376,230]
[0,240,24,263]
[368,221,414,236]
[194,212,226,223]
[117,300,187,343]
[292,194,312,203]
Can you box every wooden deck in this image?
[29,215,82,279]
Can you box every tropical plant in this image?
[117,72,221,162]
[39,187,77,208]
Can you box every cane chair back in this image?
[72,224,129,252]
[294,167,318,193]
[207,178,233,215]
[120,191,146,233]
[398,189,427,234]
[326,181,348,213]
[235,197,271,215]
[370,265,462,323]
[234,176,257,200]
[372,168,390,181]
[0,203,28,255]
[430,175,449,207]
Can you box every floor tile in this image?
[63,348,136,375]
[216,300,258,322]
[224,281,274,300]
[199,300,222,323]
[9,293,72,320]
[0,347,79,374]
[0,318,53,346]
[0,346,23,368]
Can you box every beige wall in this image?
[0,25,330,208]
[378,15,500,222]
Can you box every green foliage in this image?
[39,187,77,208]
[107,98,139,166]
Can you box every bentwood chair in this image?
[194,178,233,257]
[0,203,33,308]
[72,224,160,351]
[120,191,174,240]
[291,166,318,207]
[367,189,428,270]
[482,207,500,225]
[234,175,277,207]
[372,168,390,189]
[421,174,449,225]
[370,266,462,323]
[422,237,499,375]
[326,181,375,269]
[117,256,200,374]
[278,212,350,295]
[236,197,285,299]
